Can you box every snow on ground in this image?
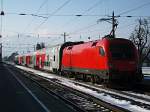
[143,67,150,80]
[142,67,150,75]
[142,67,150,80]
[123,91,150,100]
[16,65,150,112]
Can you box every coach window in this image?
[99,47,105,56]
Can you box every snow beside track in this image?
[142,67,150,75]
[16,65,150,112]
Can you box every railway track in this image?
[6,63,127,112]
[73,81,150,104]
[6,63,150,112]
[70,81,150,110]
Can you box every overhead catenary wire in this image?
[70,23,98,35]
[4,0,150,56]
[4,0,150,38]
[60,0,148,39]
[5,12,150,18]
[117,22,137,29]
[118,1,150,16]
[3,43,34,46]
[93,1,150,38]
[7,13,149,36]
[69,14,149,35]
[3,12,149,38]
[6,13,108,17]
[53,0,104,42]
[60,0,105,29]
[2,46,34,48]
[23,0,48,34]
[34,0,71,33]
[2,28,62,38]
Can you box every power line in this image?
[70,28,103,38]
[23,0,48,34]
[5,11,150,18]
[3,46,34,48]
[82,0,104,13]
[118,15,150,18]
[118,22,137,29]
[4,1,150,45]
[3,28,62,38]
[34,0,71,32]
[60,0,104,29]
[58,0,109,39]
[95,1,150,38]
[118,1,150,16]
[3,43,34,46]
[6,12,108,17]
[70,23,97,35]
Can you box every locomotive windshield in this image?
[110,44,134,60]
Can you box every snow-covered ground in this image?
[142,67,150,75]
[15,65,150,112]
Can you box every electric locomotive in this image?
[61,36,143,83]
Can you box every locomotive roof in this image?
[104,37,130,41]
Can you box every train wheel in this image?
[95,76,102,84]
[83,74,87,82]
[74,73,79,80]
[69,73,74,78]
[58,71,63,76]
[103,79,109,85]
[74,75,77,80]
[66,72,70,78]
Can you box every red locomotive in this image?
[15,36,143,83]
[61,36,143,83]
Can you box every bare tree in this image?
[36,42,45,50]
[36,43,41,50]
[130,18,150,67]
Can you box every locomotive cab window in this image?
[99,47,105,56]
[110,44,134,59]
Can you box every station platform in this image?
[0,63,76,112]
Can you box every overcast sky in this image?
[1,0,150,56]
